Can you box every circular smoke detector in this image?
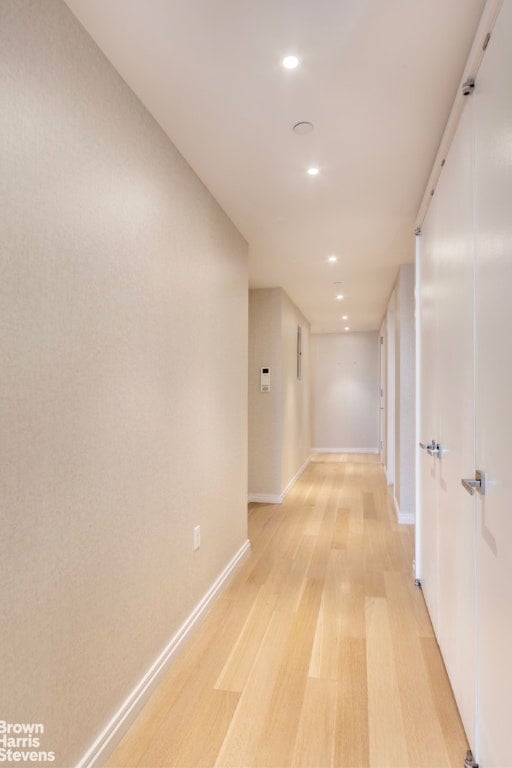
[293,121,314,135]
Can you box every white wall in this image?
[379,318,387,465]
[394,264,416,519]
[386,291,396,484]
[248,288,311,500]
[0,2,248,766]
[248,289,282,497]
[381,266,415,521]
[280,290,311,492]
[311,332,379,452]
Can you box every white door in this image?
[418,207,440,634]
[418,6,512,761]
[386,295,395,486]
[433,100,477,748]
[474,7,512,764]
[419,99,477,744]
[379,323,386,465]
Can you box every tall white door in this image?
[386,295,395,486]
[379,324,386,465]
[418,208,440,634]
[433,100,476,748]
[419,97,476,744]
[474,7,512,764]
[418,5,512,762]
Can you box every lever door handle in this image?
[419,439,438,451]
[461,470,487,496]
[461,478,479,495]
[419,440,441,456]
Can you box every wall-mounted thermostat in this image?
[260,367,270,392]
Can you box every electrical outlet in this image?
[193,525,201,551]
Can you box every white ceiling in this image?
[65,0,485,332]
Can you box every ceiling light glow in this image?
[327,255,337,263]
[342,315,348,320]
[282,55,299,70]
[336,294,344,300]
[344,326,350,331]
[307,166,320,176]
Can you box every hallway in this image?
[107,456,467,768]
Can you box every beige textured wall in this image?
[311,333,380,451]
[280,291,311,491]
[248,289,282,496]
[386,290,396,484]
[248,288,310,497]
[394,264,416,516]
[0,2,248,766]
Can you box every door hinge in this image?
[380,441,384,450]
[380,336,384,345]
[414,579,422,589]
[415,226,422,236]
[464,750,478,768]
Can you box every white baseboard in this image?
[76,539,251,768]
[248,493,283,504]
[281,456,311,498]
[392,492,415,525]
[312,447,379,454]
[248,456,311,505]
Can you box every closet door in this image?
[433,101,476,748]
[474,6,512,764]
[379,322,386,466]
[419,98,476,745]
[386,295,395,486]
[418,203,441,633]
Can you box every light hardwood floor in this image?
[107,455,468,768]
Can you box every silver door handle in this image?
[461,478,479,495]
[419,439,441,456]
[461,470,487,496]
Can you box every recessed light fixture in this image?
[282,55,299,70]
[336,294,344,300]
[327,255,337,263]
[307,166,320,176]
[342,315,348,320]
[344,326,350,331]
[293,121,314,135]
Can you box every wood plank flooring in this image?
[107,455,468,768]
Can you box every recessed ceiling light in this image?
[327,255,337,263]
[282,55,299,70]
[342,315,348,320]
[307,167,320,176]
[293,121,314,135]
[336,294,344,300]
[344,326,350,331]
